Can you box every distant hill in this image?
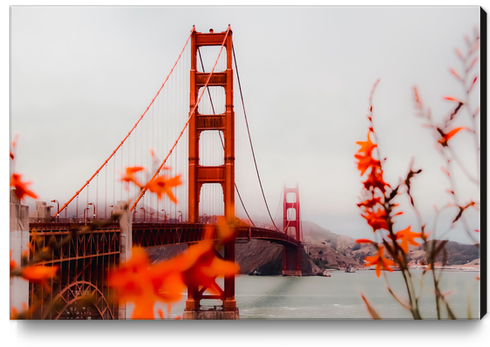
[145,240,321,276]
[144,221,480,274]
[301,221,480,269]
[406,240,480,266]
[301,221,374,270]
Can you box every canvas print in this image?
[9,6,484,320]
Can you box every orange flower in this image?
[151,259,186,303]
[395,226,422,253]
[145,174,182,203]
[356,132,377,157]
[20,265,58,290]
[355,132,381,176]
[109,232,238,319]
[216,216,236,243]
[363,167,390,193]
[355,153,381,176]
[108,247,185,319]
[364,245,395,277]
[361,209,388,231]
[357,196,382,210]
[437,127,466,147]
[155,229,238,305]
[179,239,239,295]
[107,247,156,319]
[121,166,145,188]
[10,173,38,201]
[443,96,463,103]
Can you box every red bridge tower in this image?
[184,26,238,319]
[283,184,302,276]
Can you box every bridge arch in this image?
[46,280,115,320]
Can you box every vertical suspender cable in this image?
[96,174,98,219]
[232,45,279,231]
[129,135,131,201]
[113,157,115,209]
[120,145,123,202]
[130,28,230,212]
[54,31,192,217]
[105,163,107,219]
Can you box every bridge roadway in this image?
[29,220,300,254]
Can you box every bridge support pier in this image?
[10,190,30,314]
[183,308,239,320]
[282,244,302,277]
[118,208,133,320]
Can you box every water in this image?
[153,270,481,320]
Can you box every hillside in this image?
[145,240,321,276]
[403,240,480,266]
[301,221,374,270]
[144,221,480,274]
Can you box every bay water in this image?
[151,269,480,320]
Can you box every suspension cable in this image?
[232,44,280,231]
[197,48,256,226]
[55,29,194,217]
[130,27,231,211]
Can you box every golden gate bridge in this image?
[10,25,303,320]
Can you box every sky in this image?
[8,6,481,244]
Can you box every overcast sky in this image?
[9,6,481,243]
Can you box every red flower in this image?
[363,167,390,193]
[364,245,395,277]
[215,209,240,243]
[108,247,185,319]
[145,174,182,203]
[437,127,466,147]
[120,166,145,188]
[357,196,382,209]
[20,265,58,291]
[179,236,239,295]
[361,209,388,231]
[355,132,381,176]
[356,133,377,156]
[355,153,381,176]
[10,173,38,201]
[395,226,422,253]
[108,227,239,319]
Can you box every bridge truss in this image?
[28,222,120,319]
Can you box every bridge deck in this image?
[30,222,301,248]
